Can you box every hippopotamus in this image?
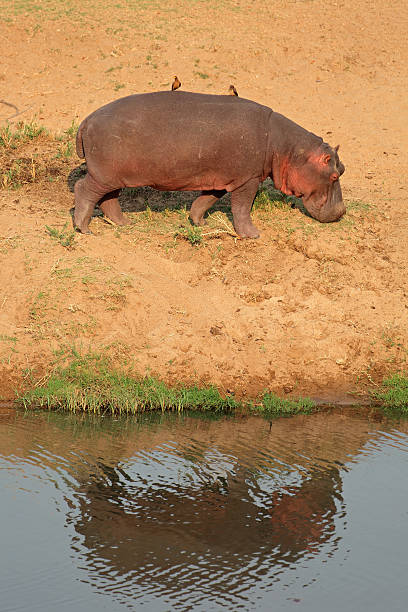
[73,91,345,238]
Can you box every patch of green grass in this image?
[380,323,404,351]
[64,120,79,139]
[0,155,51,190]
[1,164,22,189]
[334,199,377,230]
[81,274,97,285]
[0,121,47,150]
[29,290,49,320]
[18,351,240,414]
[371,373,408,412]
[51,267,73,279]
[108,274,133,288]
[0,334,17,343]
[253,185,291,211]
[75,255,110,273]
[45,223,76,249]
[55,119,79,142]
[55,141,74,159]
[17,350,317,416]
[0,0,82,19]
[0,120,78,190]
[0,334,18,364]
[175,224,203,245]
[346,200,374,212]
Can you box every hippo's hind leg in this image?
[74,174,111,233]
[231,178,260,239]
[189,189,226,226]
[99,191,130,226]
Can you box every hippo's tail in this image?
[75,120,86,159]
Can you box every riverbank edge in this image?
[9,353,408,416]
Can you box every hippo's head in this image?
[286,144,346,223]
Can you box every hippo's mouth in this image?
[301,180,345,223]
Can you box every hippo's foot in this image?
[73,208,92,234]
[233,221,260,239]
[100,194,130,227]
[74,222,92,234]
[189,212,207,227]
[75,226,92,235]
[101,212,131,227]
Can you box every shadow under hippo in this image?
[68,165,307,224]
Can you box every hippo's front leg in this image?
[230,178,260,239]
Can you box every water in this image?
[1,407,408,611]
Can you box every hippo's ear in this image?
[334,144,340,153]
[321,153,331,165]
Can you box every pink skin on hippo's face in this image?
[286,145,346,223]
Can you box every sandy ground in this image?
[0,0,407,402]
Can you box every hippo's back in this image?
[84,90,270,129]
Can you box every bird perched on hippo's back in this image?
[171,76,181,91]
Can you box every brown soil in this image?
[0,0,407,402]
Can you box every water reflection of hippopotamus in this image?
[70,462,343,604]
[73,91,346,238]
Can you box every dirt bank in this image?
[0,0,407,402]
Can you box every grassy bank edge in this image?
[15,353,408,416]
[16,352,315,416]
[370,372,408,413]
